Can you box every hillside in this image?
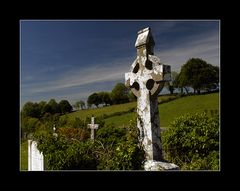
[66,92,219,127]
[21,92,219,170]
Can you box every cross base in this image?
[144,160,179,171]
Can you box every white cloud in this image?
[155,30,219,72]
[21,22,219,106]
[22,29,219,95]
[22,56,133,95]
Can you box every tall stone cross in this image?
[125,27,171,162]
[88,116,99,141]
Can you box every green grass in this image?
[159,93,219,127]
[20,140,28,171]
[66,93,219,127]
[65,94,178,121]
[20,93,219,170]
[105,93,219,127]
[65,101,137,121]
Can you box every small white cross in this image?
[88,117,99,140]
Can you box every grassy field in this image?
[20,140,28,171]
[65,94,178,121]
[64,101,137,121]
[65,93,219,127]
[20,92,219,170]
[105,93,219,127]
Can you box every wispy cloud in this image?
[155,29,219,71]
[21,56,133,95]
[21,28,219,97]
[21,21,219,107]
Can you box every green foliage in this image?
[103,93,219,127]
[164,71,179,94]
[87,93,101,108]
[96,124,127,144]
[22,102,41,118]
[59,100,73,114]
[181,151,219,170]
[34,131,96,170]
[71,117,87,129]
[47,99,60,114]
[20,140,28,170]
[94,121,145,170]
[33,119,145,170]
[111,83,129,104]
[73,100,86,110]
[162,112,219,170]
[176,58,219,93]
[57,127,89,141]
[98,92,112,106]
[128,91,137,102]
[21,116,41,138]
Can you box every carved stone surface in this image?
[144,160,180,171]
[28,140,44,171]
[125,27,179,171]
[125,27,171,161]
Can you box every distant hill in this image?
[66,92,219,127]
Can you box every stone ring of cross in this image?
[125,55,171,98]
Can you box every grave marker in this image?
[125,27,179,170]
[28,140,44,171]
[88,116,99,141]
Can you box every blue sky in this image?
[20,20,220,108]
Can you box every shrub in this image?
[96,124,127,145]
[57,127,89,141]
[162,112,219,170]
[95,121,145,170]
[33,119,145,170]
[33,131,96,170]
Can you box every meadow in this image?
[20,92,219,170]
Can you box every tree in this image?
[22,101,41,118]
[128,91,137,102]
[79,100,86,109]
[98,92,112,106]
[164,71,179,94]
[59,100,73,114]
[73,100,86,110]
[111,83,129,104]
[21,116,41,138]
[87,93,101,108]
[176,58,219,94]
[48,99,60,114]
[38,101,47,117]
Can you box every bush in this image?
[162,112,219,170]
[33,131,96,170]
[57,127,90,141]
[95,121,145,170]
[96,124,127,144]
[33,120,145,170]
[21,117,41,138]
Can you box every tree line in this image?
[22,57,219,116]
[87,83,136,108]
[22,99,73,119]
[165,58,219,94]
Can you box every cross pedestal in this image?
[88,117,99,141]
[125,27,179,170]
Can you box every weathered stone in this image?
[87,116,99,141]
[53,124,58,138]
[125,27,171,161]
[125,27,179,171]
[144,160,180,171]
[28,140,44,171]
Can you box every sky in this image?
[20,20,220,108]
